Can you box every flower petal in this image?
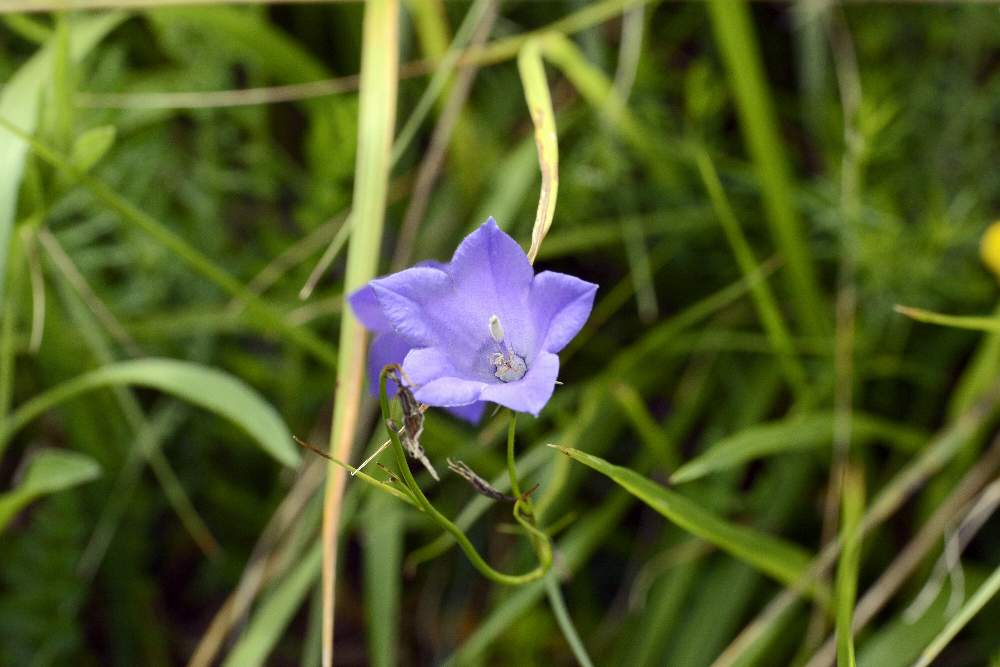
[530,271,598,353]
[413,377,488,406]
[366,332,412,397]
[401,347,458,387]
[479,351,560,416]
[445,218,537,357]
[370,266,454,346]
[445,401,488,423]
[369,345,486,422]
[416,259,447,271]
[449,218,534,293]
[403,347,488,406]
[348,285,392,333]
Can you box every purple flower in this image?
[349,218,597,422]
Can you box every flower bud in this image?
[981,221,1000,281]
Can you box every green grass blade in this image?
[694,148,808,396]
[146,6,328,81]
[320,2,399,665]
[835,466,864,667]
[518,37,559,264]
[538,32,670,186]
[553,446,828,603]
[392,0,492,167]
[0,12,124,304]
[363,494,403,667]
[545,574,595,667]
[895,304,1000,333]
[611,381,680,471]
[69,125,116,173]
[0,449,101,533]
[666,560,760,667]
[608,256,782,376]
[0,358,297,466]
[460,0,656,74]
[0,115,339,369]
[625,557,701,667]
[0,232,23,422]
[912,562,1000,667]
[948,301,1000,417]
[671,412,926,484]
[48,15,73,152]
[47,252,222,564]
[222,541,323,667]
[1,14,52,43]
[856,582,955,667]
[77,403,190,576]
[707,386,1000,667]
[442,493,632,667]
[705,0,826,337]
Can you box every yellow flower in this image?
[980,221,1000,280]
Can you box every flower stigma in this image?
[487,314,527,382]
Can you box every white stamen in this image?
[487,314,526,382]
[489,314,505,344]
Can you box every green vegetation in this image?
[2,1,999,665]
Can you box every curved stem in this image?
[505,408,549,562]
[378,368,551,586]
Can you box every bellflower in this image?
[349,218,597,422]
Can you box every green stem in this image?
[705,0,827,337]
[506,410,523,498]
[378,368,551,586]
[693,146,809,400]
[912,561,1000,667]
[0,229,22,426]
[545,574,596,667]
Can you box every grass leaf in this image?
[671,412,926,484]
[320,1,400,665]
[895,304,1000,333]
[518,37,559,264]
[0,12,124,303]
[705,0,826,337]
[912,561,1000,667]
[835,465,864,667]
[0,358,297,466]
[69,124,116,173]
[0,449,101,533]
[553,445,828,603]
[363,494,403,667]
[222,542,323,667]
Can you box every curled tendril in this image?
[378,365,552,585]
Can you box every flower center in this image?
[488,314,527,382]
[491,350,527,382]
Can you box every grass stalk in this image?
[705,0,827,337]
[834,466,864,667]
[694,148,808,397]
[912,563,1000,667]
[709,382,1000,667]
[546,574,596,667]
[319,2,399,665]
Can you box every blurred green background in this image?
[2,1,1000,665]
